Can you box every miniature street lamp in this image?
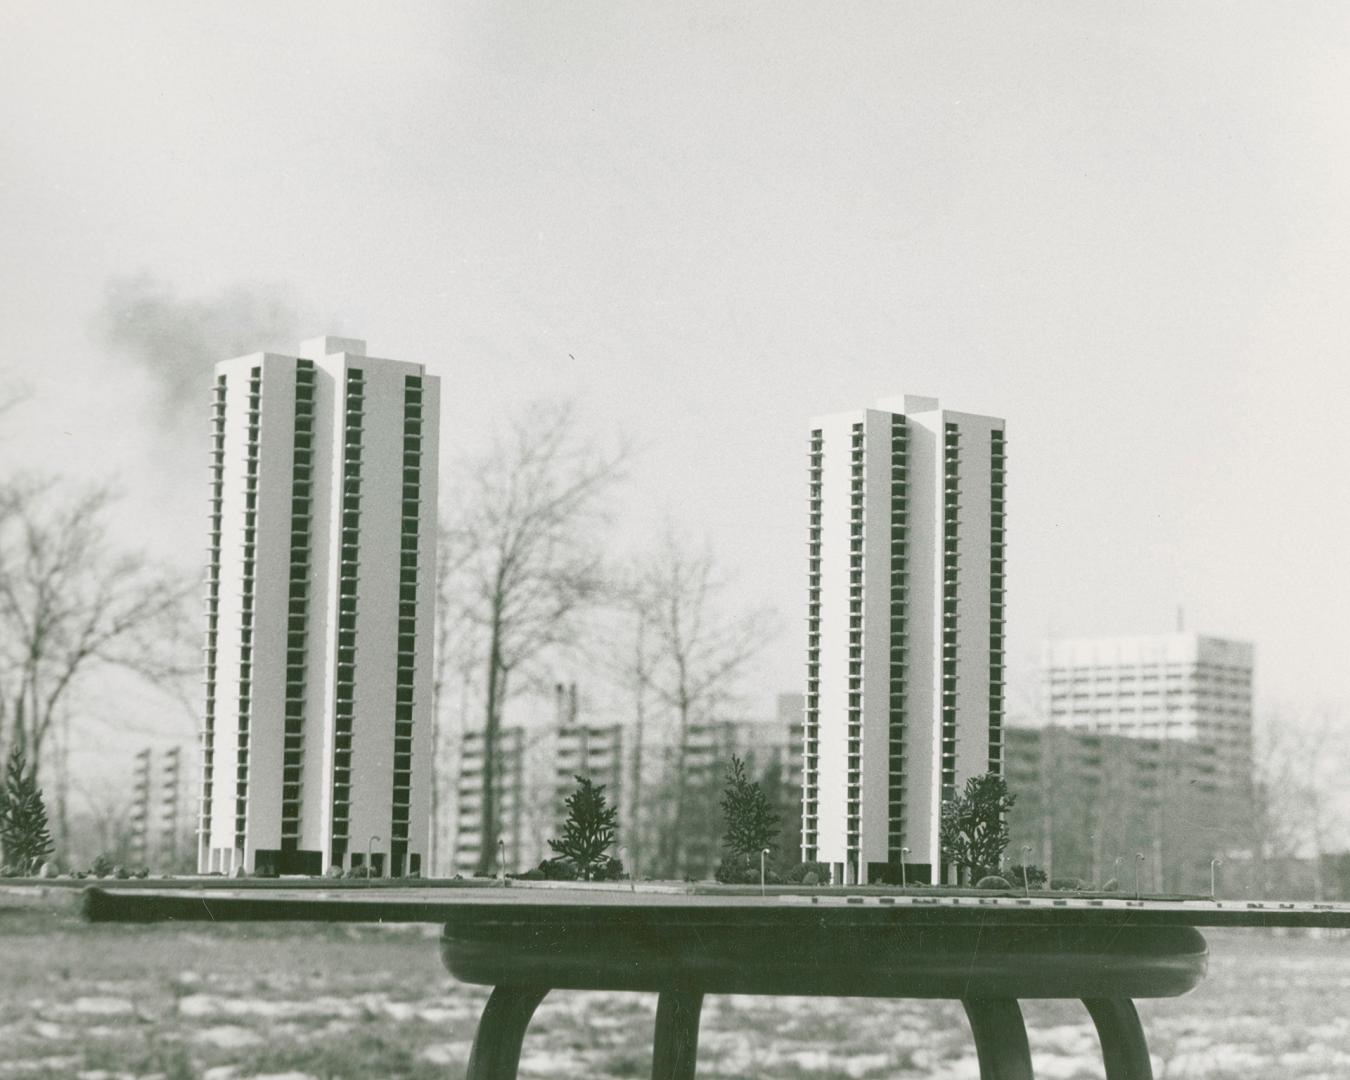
[620,846,635,893]
[1211,857,1223,901]
[760,849,771,896]
[900,847,910,890]
[1021,845,1034,897]
[1135,852,1146,899]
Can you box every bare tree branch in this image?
[1251,702,1348,899]
[623,527,780,878]
[0,478,196,776]
[438,401,626,876]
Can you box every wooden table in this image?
[83,885,1350,1080]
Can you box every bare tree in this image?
[69,780,138,870]
[430,517,488,875]
[0,479,194,776]
[598,571,658,876]
[1251,704,1347,899]
[441,402,625,876]
[629,531,778,878]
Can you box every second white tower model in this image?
[802,395,1005,885]
[199,337,439,878]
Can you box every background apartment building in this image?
[449,710,626,877]
[1004,725,1223,893]
[199,336,439,877]
[804,395,1005,885]
[450,726,527,876]
[1041,633,1254,851]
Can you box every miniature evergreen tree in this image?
[0,748,54,874]
[549,775,618,881]
[939,771,1016,883]
[720,755,780,862]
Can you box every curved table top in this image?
[80,883,1350,929]
[78,883,1240,999]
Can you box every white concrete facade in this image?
[199,337,439,877]
[803,396,1006,885]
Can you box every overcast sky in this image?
[3,2,1348,784]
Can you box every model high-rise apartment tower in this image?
[199,337,439,877]
[803,396,1005,885]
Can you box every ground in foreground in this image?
[0,904,1346,1079]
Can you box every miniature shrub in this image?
[549,776,619,880]
[720,756,780,863]
[976,875,1012,889]
[784,861,830,884]
[539,857,579,881]
[1050,876,1085,891]
[0,748,53,875]
[715,853,782,885]
[1007,864,1047,888]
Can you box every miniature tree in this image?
[939,772,1015,884]
[0,747,54,874]
[719,755,780,879]
[549,775,619,881]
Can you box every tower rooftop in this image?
[298,335,366,359]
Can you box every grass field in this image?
[2,899,1348,1079]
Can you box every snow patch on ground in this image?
[191,1024,265,1049]
[178,994,358,1020]
[415,1042,471,1066]
[70,997,136,1016]
[415,1003,479,1024]
[0,1056,82,1074]
[914,1055,981,1080]
[241,1073,318,1080]
[1167,1043,1267,1073]
[518,1049,590,1076]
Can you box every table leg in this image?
[652,990,704,1080]
[962,998,1034,1080]
[465,985,549,1080]
[1083,998,1153,1080]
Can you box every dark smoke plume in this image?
[94,273,307,426]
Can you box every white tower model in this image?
[802,395,1005,885]
[199,336,439,877]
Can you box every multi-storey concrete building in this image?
[451,726,528,876]
[1042,634,1253,772]
[775,692,806,790]
[1041,633,1254,853]
[554,723,624,816]
[1004,725,1223,894]
[449,713,625,877]
[803,396,1006,885]
[199,337,439,877]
